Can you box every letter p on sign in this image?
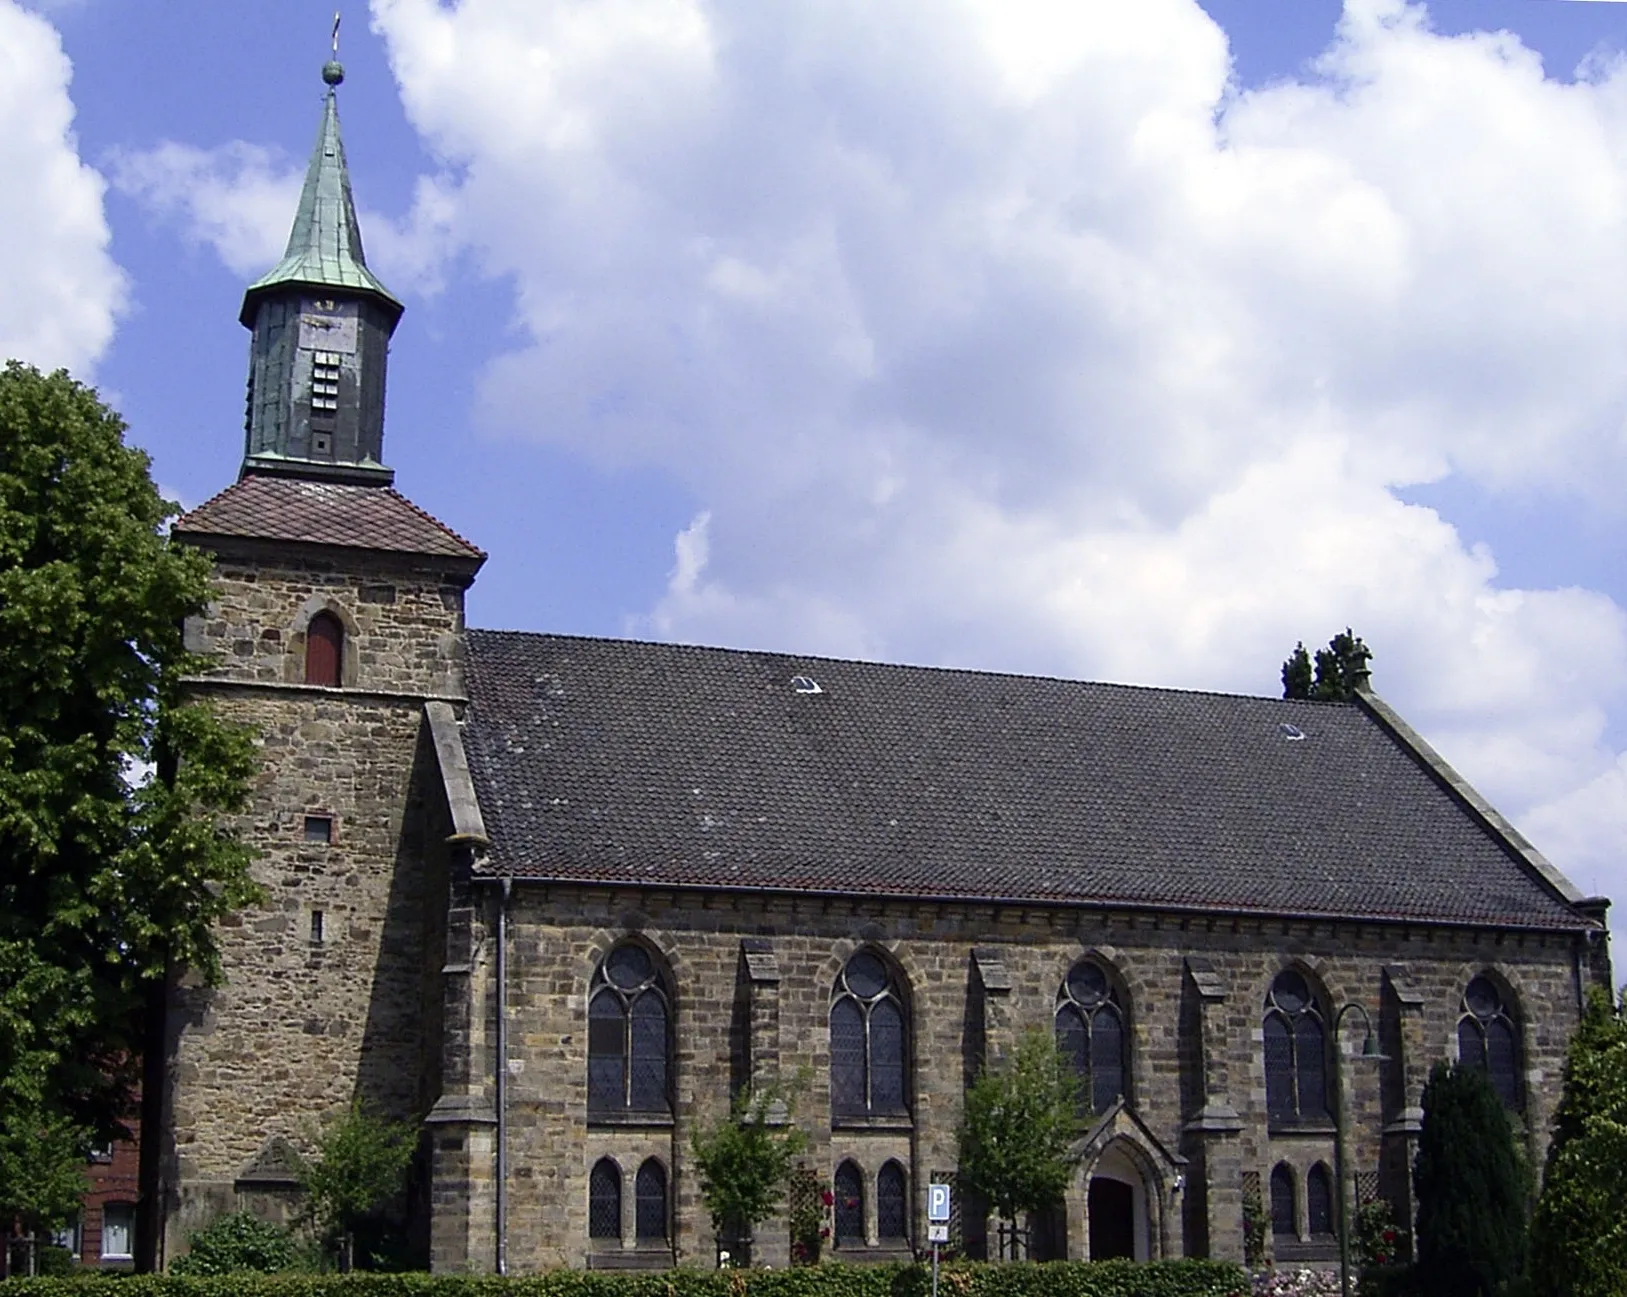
[928,1183,951,1222]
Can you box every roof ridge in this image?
[466,627,1340,706]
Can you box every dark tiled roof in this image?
[173,475,483,560]
[461,632,1588,931]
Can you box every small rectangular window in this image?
[310,910,325,944]
[303,815,333,844]
[101,1203,135,1261]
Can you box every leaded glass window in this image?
[1306,1164,1334,1239]
[635,1159,668,1242]
[588,942,671,1117]
[1264,970,1329,1125]
[834,1160,865,1246]
[1055,959,1128,1114]
[1458,975,1521,1110]
[830,950,910,1117]
[1269,1164,1296,1239]
[589,1158,621,1240]
[877,1161,908,1241]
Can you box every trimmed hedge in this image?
[1,1260,1247,1297]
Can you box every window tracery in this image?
[830,950,909,1117]
[1458,975,1522,1110]
[1055,959,1128,1113]
[588,942,671,1117]
[1264,970,1329,1125]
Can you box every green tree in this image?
[0,362,258,1143]
[690,1083,808,1263]
[1281,628,1373,701]
[0,1103,89,1260]
[1413,1061,1528,1297]
[298,1101,417,1272]
[1528,987,1627,1297]
[957,1027,1083,1258]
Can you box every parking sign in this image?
[928,1182,951,1222]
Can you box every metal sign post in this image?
[927,1183,952,1297]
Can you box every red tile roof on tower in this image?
[172,475,484,560]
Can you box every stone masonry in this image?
[160,544,473,1265]
[426,879,1603,1270]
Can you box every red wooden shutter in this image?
[305,613,342,686]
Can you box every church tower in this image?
[161,51,484,1267]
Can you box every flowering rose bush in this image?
[1251,1267,1343,1297]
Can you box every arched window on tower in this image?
[1055,958,1128,1114]
[305,611,343,687]
[830,950,909,1118]
[1264,970,1329,1126]
[589,1158,621,1241]
[834,1160,865,1248]
[587,942,671,1117]
[1458,975,1522,1110]
[1269,1163,1296,1240]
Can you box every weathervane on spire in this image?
[323,11,345,87]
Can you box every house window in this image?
[587,942,671,1117]
[589,1159,621,1240]
[101,1203,135,1261]
[877,1160,908,1242]
[1055,959,1128,1114]
[834,1160,865,1247]
[1269,1164,1296,1239]
[1264,970,1329,1125]
[635,1159,668,1242]
[305,612,343,687]
[303,815,334,844]
[50,1218,80,1259]
[1458,976,1522,1110]
[830,949,909,1118]
[1306,1164,1334,1239]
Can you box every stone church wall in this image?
[162,548,468,1264]
[460,884,1594,1272]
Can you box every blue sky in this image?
[7,0,1627,944]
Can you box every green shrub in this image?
[169,1212,295,1275]
[0,1258,1249,1297]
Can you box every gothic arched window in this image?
[1306,1164,1334,1239]
[588,942,671,1117]
[305,611,343,687]
[1458,976,1521,1111]
[1264,970,1329,1125]
[877,1161,908,1242]
[635,1159,668,1242]
[1055,959,1128,1114]
[830,950,909,1117]
[589,1158,621,1240]
[1269,1164,1296,1239]
[834,1160,865,1247]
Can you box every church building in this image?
[157,57,1613,1273]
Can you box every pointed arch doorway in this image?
[1086,1141,1148,1261]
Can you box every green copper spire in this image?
[239,58,401,326]
[238,47,401,487]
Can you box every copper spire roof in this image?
[239,59,401,326]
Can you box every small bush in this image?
[169,1212,295,1275]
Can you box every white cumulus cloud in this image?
[367,0,1627,944]
[0,0,124,374]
